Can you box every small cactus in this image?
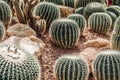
[88,13,112,34]
[49,19,80,49]
[106,5,120,17]
[93,50,120,80]
[54,55,89,80]
[0,44,41,80]
[0,22,5,40]
[35,19,46,35]
[34,2,60,27]
[106,11,117,28]
[67,14,86,36]
[0,1,12,26]
[75,7,84,15]
[84,2,106,20]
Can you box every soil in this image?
[38,28,112,80]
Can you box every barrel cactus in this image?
[106,11,117,27]
[64,0,75,8]
[67,14,86,36]
[0,44,41,80]
[106,5,120,17]
[112,0,120,6]
[75,7,84,15]
[54,55,89,80]
[93,50,120,80]
[110,17,120,50]
[49,19,80,49]
[0,1,12,26]
[34,2,60,27]
[84,2,106,20]
[75,0,107,8]
[35,19,46,35]
[45,0,64,5]
[0,22,5,40]
[88,13,112,34]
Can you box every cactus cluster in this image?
[110,17,120,50]
[84,2,106,20]
[55,55,89,80]
[0,22,5,40]
[35,19,46,35]
[67,14,86,36]
[112,0,120,6]
[0,1,12,26]
[88,13,112,34]
[34,2,60,27]
[93,50,120,80]
[0,44,41,80]
[106,5,120,17]
[49,19,80,49]
[75,7,84,15]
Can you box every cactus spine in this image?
[35,19,46,35]
[110,17,120,50]
[0,44,41,80]
[0,22,5,40]
[84,2,106,20]
[0,1,12,26]
[93,50,120,80]
[49,19,80,49]
[67,14,86,36]
[34,2,60,27]
[106,6,120,17]
[75,7,84,15]
[55,55,89,80]
[88,13,112,34]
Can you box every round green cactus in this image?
[88,13,112,34]
[106,5,120,17]
[0,1,12,26]
[93,50,120,80]
[112,0,120,6]
[75,0,107,8]
[0,44,41,80]
[45,0,64,5]
[49,19,80,49]
[106,11,117,28]
[35,19,46,35]
[0,22,5,40]
[64,0,75,8]
[34,2,60,27]
[55,55,89,80]
[84,2,106,20]
[75,7,84,15]
[67,14,86,36]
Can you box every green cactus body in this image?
[35,19,46,35]
[93,50,120,80]
[1,0,13,9]
[34,2,60,27]
[75,0,107,8]
[0,1,12,26]
[113,17,120,35]
[88,13,112,34]
[45,0,64,5]
[84,2,106,20]
[0,22,5,40]
[63,0,75,8]
[106,6,120,17]
[75,7,84,15]
[67,14,86,36]
[55,55,89,80]
[49,19,80,49]
[0,44,41,80]
[112,0,120,6]
[106,11,117,28]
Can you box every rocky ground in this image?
[39,28,112,80]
